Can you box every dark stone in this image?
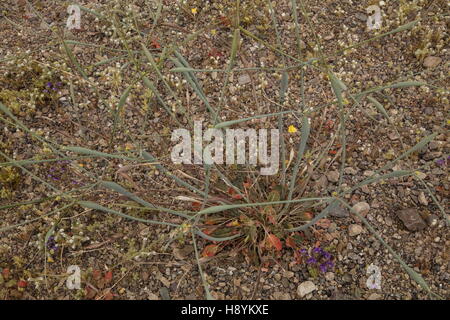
[396,208,427,231]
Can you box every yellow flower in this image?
[288,125,297,133]
[228,220,240,227]
[211,29,217,35]
[191,8,198,15]
[181,223,191,233]
[125,143,133,151]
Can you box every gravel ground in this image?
[0,0,448,300]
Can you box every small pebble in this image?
[348,224,363,236]
[423,56,442,68]
[297,281,317,298]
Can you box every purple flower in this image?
[306,257,317,264]
[300,249,307,255]
[46,82,52,88]
[323,252,332,260]
[436,158,445,166]
[313,247,323,254]
[319,263,328,273]
[46,236,58,251]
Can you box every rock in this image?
[352,202,370,215]
[329,203,349,218]
[423,151,442,161]
[385,216,393,226]
[418,192,428,206]
[424,107,434,115]
[238,74,251,85]
[355,13,367,21]
[361,185,370,194]
[328,222,337,233]
[273,292,291,300]
[172,245,194,260]
[342,273,352,284]
[429,141,440,150]
[297,281,317,298]
[348,224,363,236]
[363,170,375,176]
[363,170,375,178]
[274,273,281,281]
[396,208,427,231]
[423,56,442,68]
[331,290,352,300]
[351,202,370,222]
[283,271,295,279]
[325,272,335,281]
[371,199,381,208]
[315,175,328,189]
[368,293,382,300]
[388,132,400,140]
[148,292,159,300]
[159,287,170,300]
[344,167,358,175]
[426,214,438,227]
[326,171,340,183]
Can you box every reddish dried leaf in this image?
[191,201,202,211]
[268,214,277,225]
[202,244,219,257]
[2,268,10,280]
[92,269,102,281]
[232,194,244,200]
[208,47,223,58]
[104,270,113,284]
[201,226,218,235]
[243,179,252,188]
[300,211,314,220]
[267,234,282,251]
[151,38,161,49]
[219,16,231,27]
[325,120,334,129]
[17,280,27,288]
[285,237,297,249]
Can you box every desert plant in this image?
[0,0,447,300]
